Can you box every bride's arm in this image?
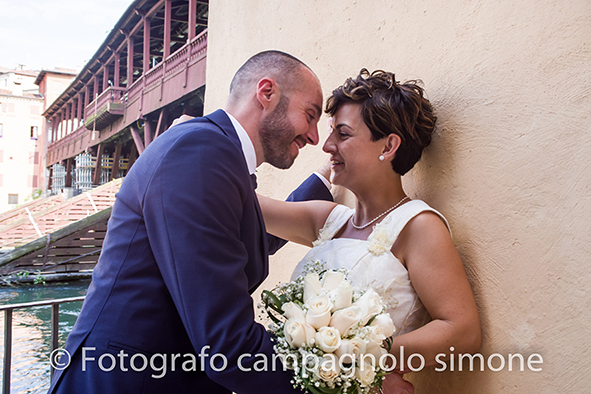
[257,195,336,247]
[389,211,481,368]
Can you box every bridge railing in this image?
[0,296,86,394]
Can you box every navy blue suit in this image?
[49,110,332,393]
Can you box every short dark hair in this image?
[229,50,312,100]
[325,69,437,175]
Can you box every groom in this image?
[49,51,332,393]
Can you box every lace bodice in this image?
[291,200,451,336]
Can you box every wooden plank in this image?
[44,248,102,257]
[0,208,112,267]
[0,179,121,237]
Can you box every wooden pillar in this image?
[51,116,57,143]
[103,64,109,90]
[65,158,73,187]
[143,16,151,74]
[47,166,53,191]
[55,115,61,141]
[83,86,90,121]
[77,94,83,128]
[70,102,74,133]
[164,0,172,59]
[65,103,71,134]
[93,76,99,101]
[154,107,167,139]
[61,109,66,138]
[69,102,74,132]
[127,144,138,172]
[114,52,120,87]
[188,0,197,42]
[93,144,104,186]
[111,143,122,180]
[127,35,135,86]
[144,120,153,147]
[130,125,145,155]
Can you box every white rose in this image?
[282,302,306,321]
[365,339,387,361]
[315,354,341,383]
[369,313,396,339]
[328,280,353,312]
[367,326,385,343]
[284,318,316,348]
[322,270,345,291]
[355,359,376,386]
[305,294,333,329]
[335,338,367,361]
[329,306,363,337]
[315,326,342,353]
[303,272,323,303]
[353,289,382,325]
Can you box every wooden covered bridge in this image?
[0,0,209,282]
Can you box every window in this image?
[30,126,38,139]
[8,194,18,205]
[0,123,3,137]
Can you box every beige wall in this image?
[205,1,591,392]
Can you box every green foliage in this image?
[15,270,30,279]
[1,270,47,286]
[33,270,47,285]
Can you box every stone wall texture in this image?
[204,1,591,392]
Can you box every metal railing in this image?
[0,296,86,394]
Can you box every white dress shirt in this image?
[225,110,257,175]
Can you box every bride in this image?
[259,69,481,392]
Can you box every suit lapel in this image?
[204,110,242,153]
[204,110,268,281]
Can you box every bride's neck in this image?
[352,177,407,226]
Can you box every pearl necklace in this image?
[350,196,410,230]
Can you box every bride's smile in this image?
[323,103,389,190]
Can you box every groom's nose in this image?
[304,121,320,146]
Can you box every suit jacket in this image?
[49,110,333,394]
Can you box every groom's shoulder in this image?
[149,115,239,158]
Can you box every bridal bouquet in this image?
[261,261,396,394]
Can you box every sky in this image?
[0,0,135,72]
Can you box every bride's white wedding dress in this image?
[291,200,450,336]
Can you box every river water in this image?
[0,281,90,394]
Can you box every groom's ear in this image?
[255,77,279,111]
[381,133,402,160]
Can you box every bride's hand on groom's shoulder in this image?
[380,372,414,394]
[316,159,332,183]
[170,114,195,127]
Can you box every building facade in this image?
[0,68,76,213]
[0,69,44,213]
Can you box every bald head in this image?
[228,50,317,103]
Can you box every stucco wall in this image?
[0,94,44,213]
[204,1,591,392]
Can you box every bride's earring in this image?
[379,155,385,161]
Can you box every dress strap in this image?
[366,200,451,255]
[313,204,354,247]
